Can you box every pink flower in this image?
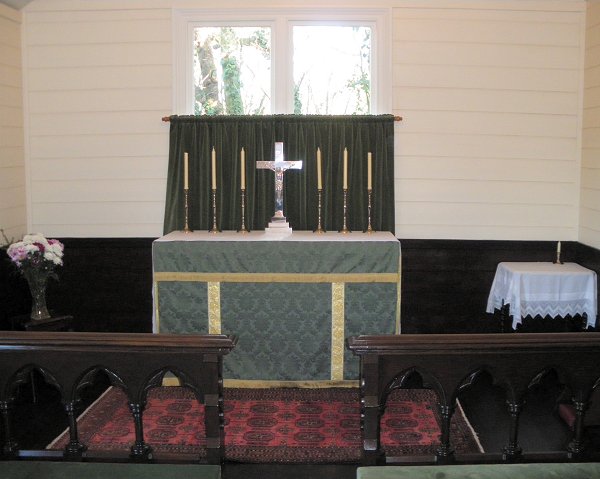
[7,233,64,274]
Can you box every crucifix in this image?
[256,142,303,231]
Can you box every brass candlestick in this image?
[210,188,219,233]
[183,188,192,233]
[238,188,249,233]
[366,189,374,234]
[315,189,325,233]
[340,188,350,233]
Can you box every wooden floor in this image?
[12,370,584,479]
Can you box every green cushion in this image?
[357,463,600,479]
[0,462,220,479]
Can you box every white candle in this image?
[557,241,561,254]
[211,147,217,190]
[317,148,322,190]
[343,148,348,190]
[240,148,246,190]
[367,152,372,191]
[184,152,189,190]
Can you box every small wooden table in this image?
[11,314,74,332]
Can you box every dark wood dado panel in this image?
[399,239,584,334]
[2,238,598,334]
[1,238,155,333]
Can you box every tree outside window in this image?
[193,25,372,115]
[194,26,271,115]
[293,26,371,115]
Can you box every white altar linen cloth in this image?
[486,262,597,329]
[155,230,397,242]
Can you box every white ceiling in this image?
[1,0,33,9]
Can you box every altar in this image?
[152,231,400,383]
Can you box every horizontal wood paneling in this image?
[396,132,576,160]
[0,165,25,189]
[396,203,576,228]
[26,18,171,45]
[28,89,171,113]
[24,5,171,237]
[0,206,26,237]
[31,202,164,225]
[0,5,25,241]
[27,43,171,69]
[31,179,166,203]
[30,226,164,238]
[30,156,167,180]
[29,134,168,158]
[393,64,579,91]
[16,0,588,239]
[392,3,583,240]
[394,44,580,70]
[396,224,575,241]
[394,88,579,115]
[395,179,574,205]
[27,65,171,91]
[28,112,167,136]
[581,1,600,249]
[397,157,576,183]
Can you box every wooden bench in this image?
[0,331,237,465]
[347,332,600,465]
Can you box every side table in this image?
[17,314,74,332]
[486,262,597,332]
[8,314,74,402]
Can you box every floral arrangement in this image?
[7,233,64,275]
[6,233,64,320]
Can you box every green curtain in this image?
[163,115,395,234]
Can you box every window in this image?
[193,26,271,115]
[174,9,391,115]
[293,26,372,114]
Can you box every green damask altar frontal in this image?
[153,231,400,382]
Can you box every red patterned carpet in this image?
[49,387,482,463]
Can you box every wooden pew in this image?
[0,331,237,464]
[347,332,600,465]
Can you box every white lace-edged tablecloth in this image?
[486,262,598,329]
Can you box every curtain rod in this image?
[161,115,403,122]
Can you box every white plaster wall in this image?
[0,3,26,242]
[580,0,600,249]
[20,0,586,240]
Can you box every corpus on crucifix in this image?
[256,142,303,232]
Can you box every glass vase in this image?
[25,272,51,321]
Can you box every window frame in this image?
[173,8,392,115]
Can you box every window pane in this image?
[193,26,271,115]
[293,26,371,114]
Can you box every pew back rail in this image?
[0,331,237,464]
[347,332,600,465]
